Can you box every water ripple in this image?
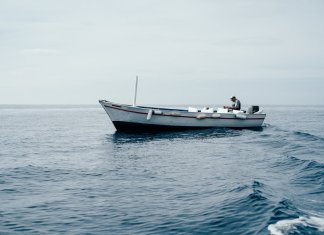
[1,106,324,234]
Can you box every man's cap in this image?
[230,95,236,99]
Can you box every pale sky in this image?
[1,0,324,105]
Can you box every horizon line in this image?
[0,104,323,107]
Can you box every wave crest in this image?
[268,216,324,235]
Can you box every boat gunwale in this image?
[100,100,188,112]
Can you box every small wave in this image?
[260,125,324,148]
[229,184,249,193]
[274,155,324,174]
[293,131,324,142]
[272,156,307,170]
[293,159,324,194]
[273,156,324,194]
[270,198,301,223]
[268,216,324,235]
[1,165,73,183]
[198,180,273,234]
[289,157,324,181]
[234,180,270,202]
[265,125,324,141]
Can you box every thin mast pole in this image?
[133,76,138,107]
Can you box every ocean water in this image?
[1,105,324,235]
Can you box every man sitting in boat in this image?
[224,96,241,110]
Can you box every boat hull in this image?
[99,100,266,132]
[112,121,213,132]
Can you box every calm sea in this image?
[1,105,324,235]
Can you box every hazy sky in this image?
[1,0,324,105]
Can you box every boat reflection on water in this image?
[109,126,264,144]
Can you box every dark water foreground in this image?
[1,105,324,235]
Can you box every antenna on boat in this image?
[133,75,138,107]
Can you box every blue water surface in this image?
[1,105,324,235]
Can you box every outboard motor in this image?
[247,105,260,114]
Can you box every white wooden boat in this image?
[99,100,266,132]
